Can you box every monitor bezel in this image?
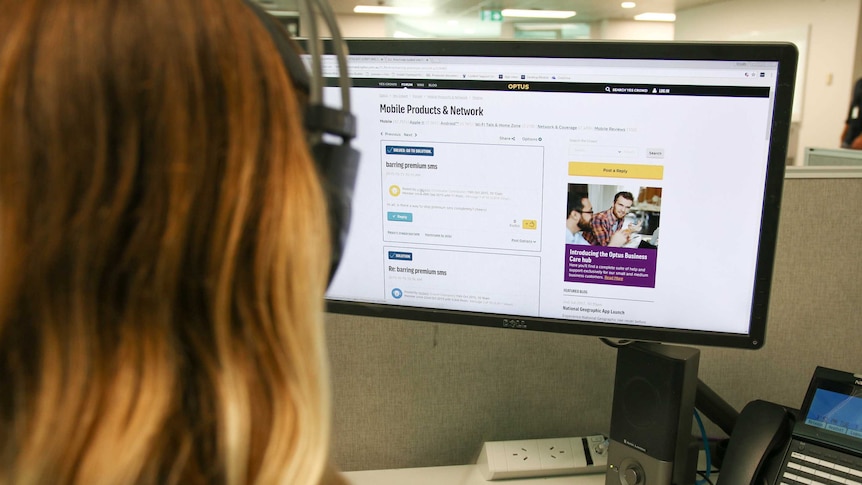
[322,39,798,350]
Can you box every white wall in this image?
[675,0,862,161]
[593,19,674,40]
[312,13,387,37]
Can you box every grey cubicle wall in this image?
[804,147,862,166]
[325,176,862,472]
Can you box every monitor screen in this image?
[315,39,797,349]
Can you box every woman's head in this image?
[0,0,334,483]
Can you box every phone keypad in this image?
[779,440,862,485]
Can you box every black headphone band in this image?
[243,0,360,285]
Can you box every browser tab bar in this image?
[308,54,779,87]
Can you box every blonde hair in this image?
[0,0,338,483]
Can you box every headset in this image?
[242,0,359,286]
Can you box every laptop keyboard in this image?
[779,439,862,485]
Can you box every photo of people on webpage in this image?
[564,184,661,288]
[566,184,661,250]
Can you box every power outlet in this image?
[503,440,541,472]
[477,434,608,480]
[537,438,577,469]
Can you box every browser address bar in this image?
[315,56,773,81]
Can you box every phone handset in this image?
[716,399,795,485]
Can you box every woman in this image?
[0,0,343,483]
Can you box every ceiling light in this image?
[501,9,576,19]
[621,2,636,8]
[633,12,676,21]
[353,5,433,15]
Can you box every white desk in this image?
[344,464,605,485]
[343,459,718,485]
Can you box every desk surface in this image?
[343,459,718,485]
[344,464,605,485]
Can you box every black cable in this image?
[696,470,715,485]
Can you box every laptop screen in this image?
[314,40,796,348]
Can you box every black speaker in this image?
[605,342,700,485]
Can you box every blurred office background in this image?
[251,0,862,471]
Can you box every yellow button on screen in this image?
[522,219,537,230]
[568,162,664,180]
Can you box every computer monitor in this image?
[318,39,797,351]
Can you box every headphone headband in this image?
[243,0,360,285]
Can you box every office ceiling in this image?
[255,0,730,37]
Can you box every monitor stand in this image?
[695,378,739,435]
[604,342,738,485]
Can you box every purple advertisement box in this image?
[564,245,657,288]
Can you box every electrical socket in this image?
[477,434,608,480]
[503,440,541,472]
[537,437,577,469]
